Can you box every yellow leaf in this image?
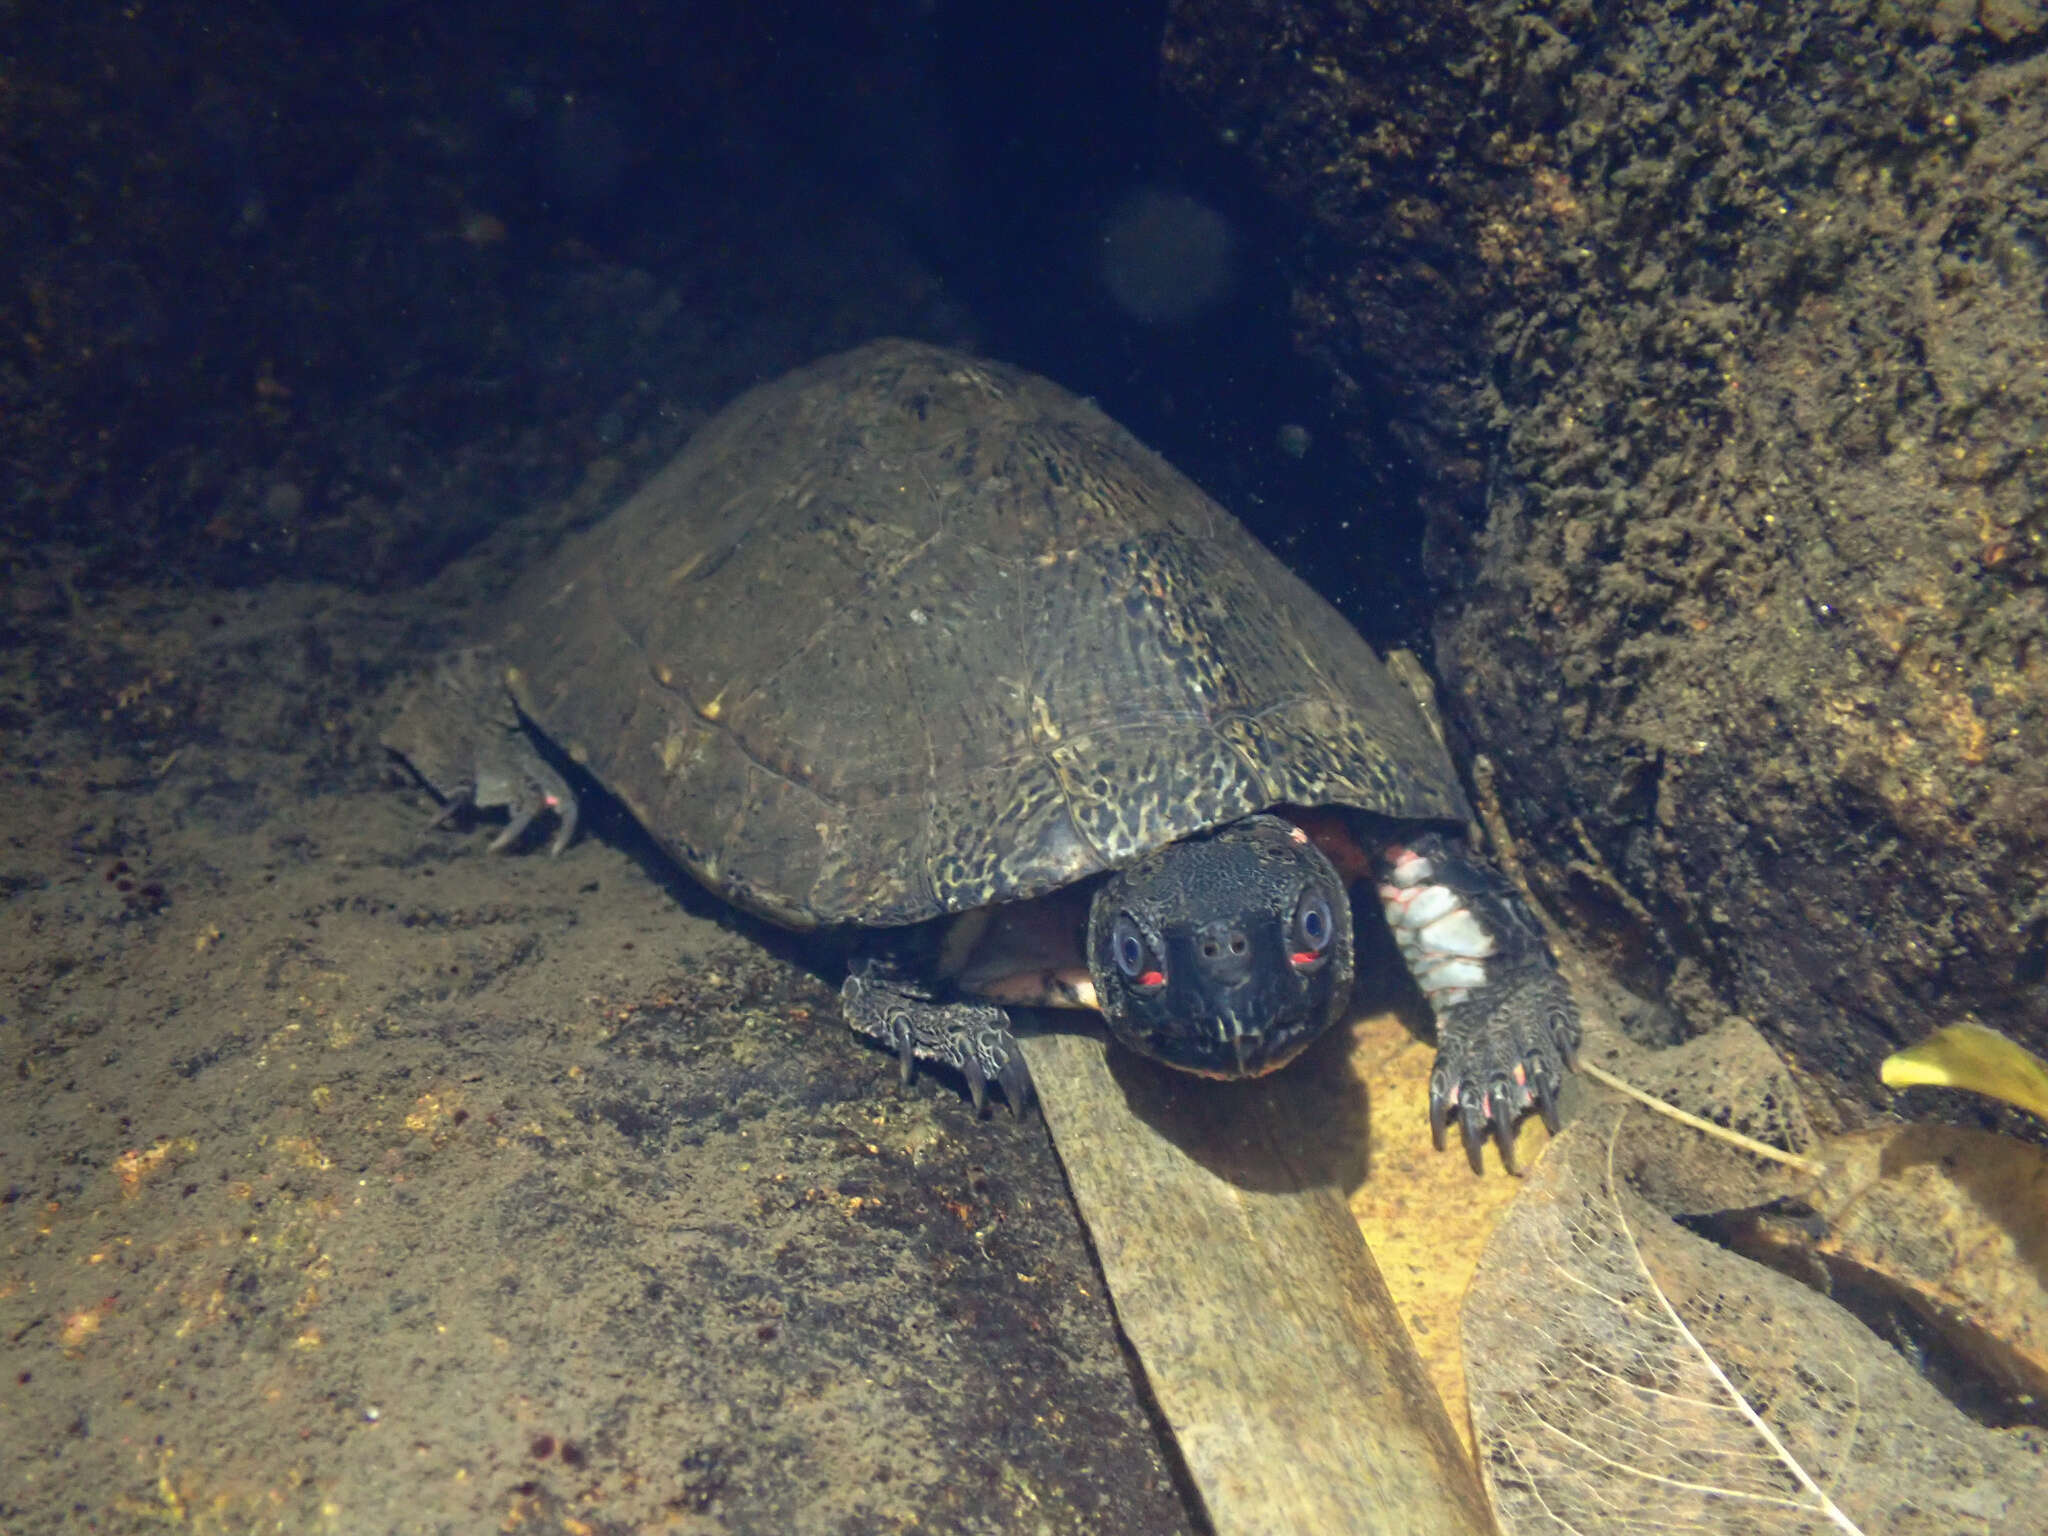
[1881,1022,2048,1123]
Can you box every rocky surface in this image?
[1165,0,2048,1112]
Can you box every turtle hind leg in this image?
[472,741,579,856]
[840,962,1034,1116]
[1378,831,1581,1174]
[383,647,579,856]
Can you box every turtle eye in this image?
[1291,890,1335,968]
[1111,914,1164,989]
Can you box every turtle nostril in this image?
[1192,920,1254,985]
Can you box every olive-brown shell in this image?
[493,339,1468,929]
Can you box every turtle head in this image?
[1086,814,1354,1079]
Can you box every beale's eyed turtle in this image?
[384,339,1581,1168]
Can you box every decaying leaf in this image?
[1579,1013,1820,1216]
[1363,1000,1822,1457]
[1882,1022,2048,1124]
[1464,1111,2048,1536]
[1802,1123,2048,1407]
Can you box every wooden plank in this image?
[1020,1029,1495,1536]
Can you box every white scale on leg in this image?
[1377,846,1496,1005]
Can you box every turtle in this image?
[382,338,1581,1169]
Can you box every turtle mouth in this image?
[1129,1010,1327,1080]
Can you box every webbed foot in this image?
[840,962,1033,1115]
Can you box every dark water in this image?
[2,0,1425,642]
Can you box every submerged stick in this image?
[1020,1030,1493,1536]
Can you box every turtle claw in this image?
[1556,1015,1583,1074]
[963,1056,993,1116]
[1428,1064,1455,1153]
[840,963,1032,1116]
[1488,1085,1520,1175]
[961,1053,1033,1117]
[1452,1079,1491,1175]
[1432,1066,1499,1173]
[1533,1066,1562,1136]
[995,1052,1034,1119]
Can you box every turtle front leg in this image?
[840,962,1034,1115]
[1378,832,1581,1173]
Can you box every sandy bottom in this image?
[0,575,1191,1535]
